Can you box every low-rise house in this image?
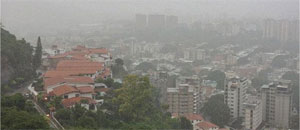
[51,85,80,99]
[44,76,94,93]
[49,85,95,99]
[194,121,219,130]
[172,113,204,127]
[62,97,97,110]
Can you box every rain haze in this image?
[1,0,299,129]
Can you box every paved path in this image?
[31,100,58,129]
[5,81,31,96]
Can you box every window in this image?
[64,95,68,99]
[76,94,80,97]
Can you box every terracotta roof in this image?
[196,121,219,129]
[97,68,111,79]
[88,48,108,54]
[184,113,204,121]
[52,85,79,96]
[62,97,96,108]
[77,86,94,93]
[172,113,204,121]
[48,53,69,59]
[56,60,103,71]
[44,70,97,78]
[95,88,110,93]
[44,76,94,88]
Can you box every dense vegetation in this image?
[206,70,226,90]
[201,94,231,127]
[111,58,128,78]
[135,62,156,72]
[55,75,192,129]
[1,28,42,93]
[281,71,299,111]
[1,93,49,129]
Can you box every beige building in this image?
[263,19,299,42]
[167,84,200,115]
[261,83,292,129]
[244,95,262,130]
[224,77,249,119]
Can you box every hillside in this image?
[1,28,35,89]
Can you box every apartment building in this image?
[261,83,292,129]
[244,95,263,130]
[167,84,200,115]
[224,77,249,119]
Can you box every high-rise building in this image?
[167,84,200,115]
[244,95,263,130]
[148,14,165,29]
[224,77,249,119]
[263,19,299,42]
[165,15,178,28]
[150,71,169,104]
[135,14,147,29]
[261,83,292,129]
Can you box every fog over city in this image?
[2,0,299,40]
[1,0,299,129]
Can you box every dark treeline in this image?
[1,28,42,93]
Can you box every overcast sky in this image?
[2,0,299,38]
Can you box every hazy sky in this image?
[2,0,299,38]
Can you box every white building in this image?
[244,95,262,130]
[224,77,249,119]
[167,84,201,114]
[261,83,292,129]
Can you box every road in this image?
[31,100,58,129]
[5,81,31,96]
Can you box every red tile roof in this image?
[172,113,204,121]
[196,121,219,129]
[52,85,79,96]
[44,70,97,78]
[44,76,94,88]
[95,88,110,93]
[88,48,108,54]
[55,60,103,71]
[184,113,204,121]
[77,86,94,93]
[62,97,96,108]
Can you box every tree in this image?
[282,71,300,111]
[115,58,124,66]
[112,75,155,122]
[1,93,26,109]
[112,58,128,78]
[135,62,156,72]
[55,108,71,125]
[77,116,97,128]
[1,94,49,129]
[1,28,35,85]
[282,71,299,81]
[251,77,268,89]
[206,70,226,90]
[1,108,49,129]
[179,117,193,130]
[271,55,288,68]
[290,115,299,129]
[201,94,230,127]
[33,36,42,71]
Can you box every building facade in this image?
[261,83,292,129]
[167,84,200,115]
[224,77,249,119]
[244,95,263,130]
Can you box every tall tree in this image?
[201,94,230,127]
[33,36,42,71]
[112,75,156,122]
[206,70,226,90]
